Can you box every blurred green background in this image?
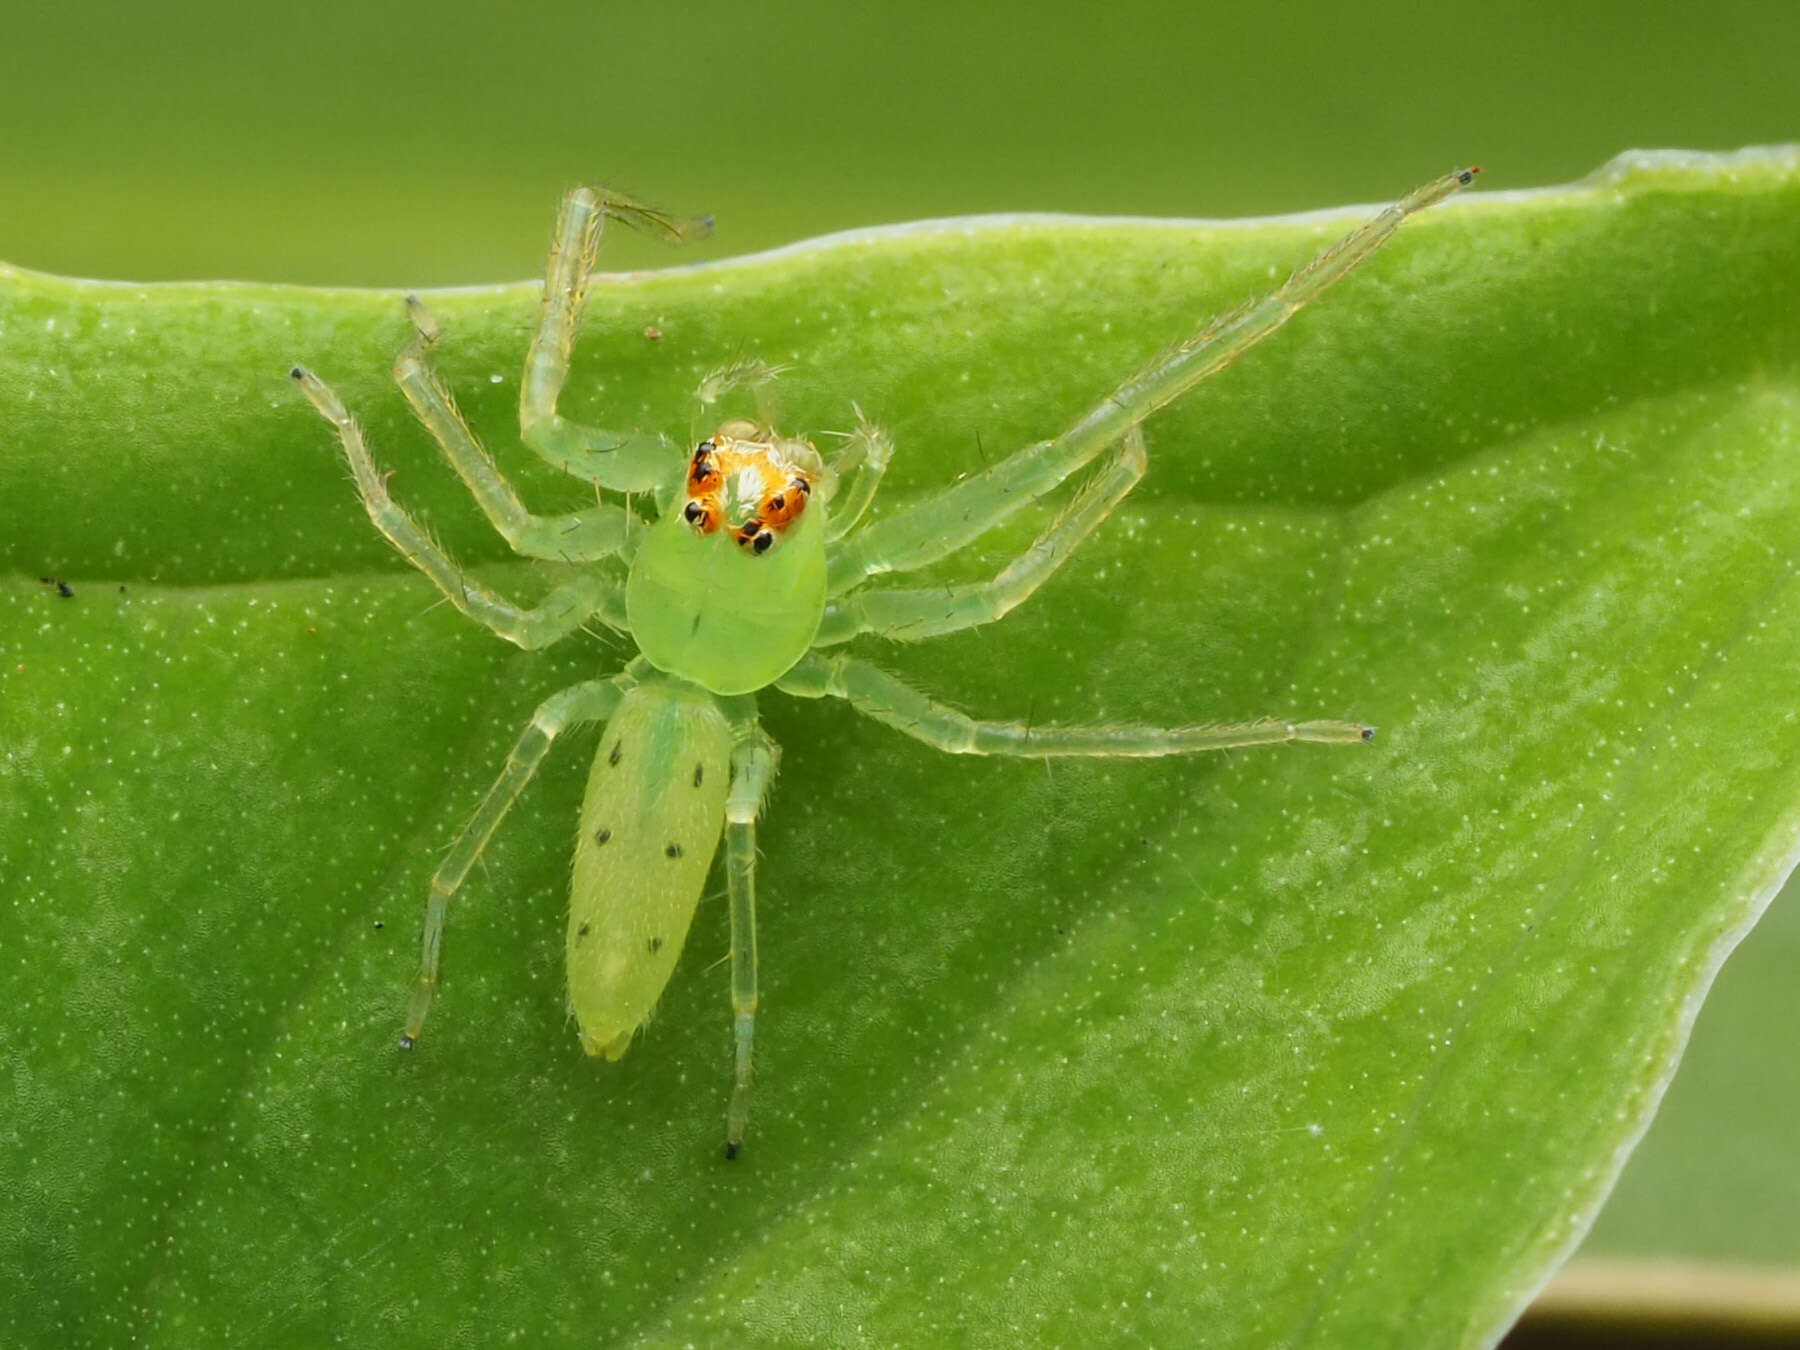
[3,0,1797,1332]
[2,1,1794,284]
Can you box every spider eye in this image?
[683,501,704,524]
[751,531,774,554]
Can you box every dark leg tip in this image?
[398,1033,416,1050]
[724,1139,741,1161]
[289,365,305,380]
[1361,727,1377,743]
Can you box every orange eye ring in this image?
[687,442,724,496]
[683,497,723,533]
[758,475,812,529]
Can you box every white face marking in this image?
[722,459,774,520]
[707,434,813,527]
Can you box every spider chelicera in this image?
[291,167,1477,1156]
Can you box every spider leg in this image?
[814,428,1143,645]
[825,168,1478,596]
[293,365,624,648]
[402,674,632,1048]
[520,185,709,493]
[777,651,1372,754]
[394,296,634,562]
[822,406,895,543]
[718,707,778,1156]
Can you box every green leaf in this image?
[3,146,1798,1347]
[1571,866,1800,1267]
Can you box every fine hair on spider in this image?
[290,167,1478,1158]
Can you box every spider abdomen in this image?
[567,679,732,1060]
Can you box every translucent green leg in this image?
[777,651,1373,755]
[814,428,1144,645]
[394,297,634,562]
[825,167,1478,595]
[402,674,631,1048]
[519,185,710,493]
[822,406,894,543]
[292,365,623,649]
[720,707,778,1158]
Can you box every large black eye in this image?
[683,501,704,524]
[751,531,774,555]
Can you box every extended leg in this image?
[721,707,778,1157]
[394,297,635,561]
[814,428,1143,645]
[402,674,632,1048]
[293,365,623,648]
[826,168,1478,595]
[520,185,710,493]
[777,651,1372,754]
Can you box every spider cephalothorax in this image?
[291,168,1475,1156]
[681,420,818,555]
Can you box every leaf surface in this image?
[3,147,1798,1347]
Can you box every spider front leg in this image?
[393,296,635,561]
[402,673,632,1048]
[823,406,895,543]
[814,428,1143,645]
[292,366,626,647]
[777,651,1372,754]
[825,167,1478,595]
[721,710,779,1158]
[520,185,711,493]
